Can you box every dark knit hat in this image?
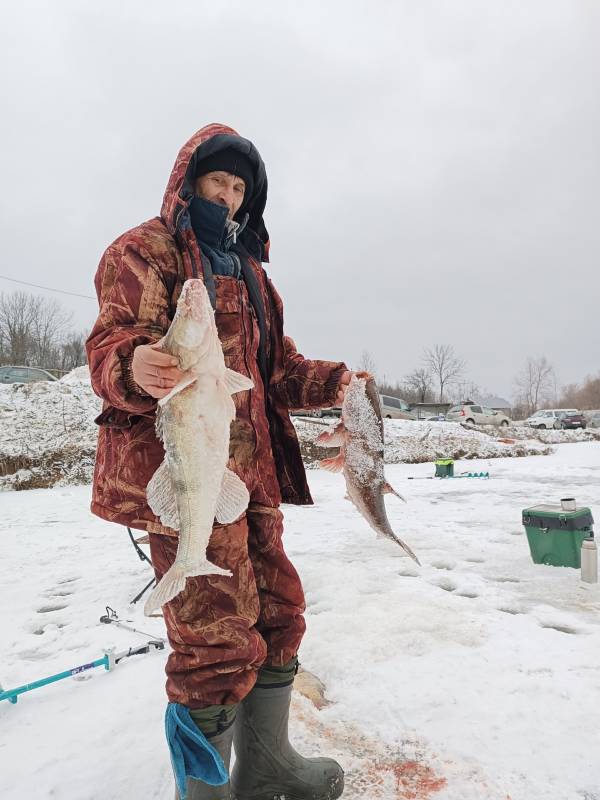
[195,147,255,202]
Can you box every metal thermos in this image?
[581,537,598,584]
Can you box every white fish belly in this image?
[164,379,232,571]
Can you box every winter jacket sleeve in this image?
[266,279,347,411]
[85,236,172,418]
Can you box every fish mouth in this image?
[180,279,211,324]
[171,279,212,353]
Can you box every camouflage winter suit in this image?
[86,124,347,708]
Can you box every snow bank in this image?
[295,418,554,467]
[0,369,101,490]
[3,367,593,490]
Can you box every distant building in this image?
[411,402,452,420]
[477,396,512,415]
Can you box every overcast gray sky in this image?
[1,0,598,399]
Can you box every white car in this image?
[446,403,511,427]
[587,412,600,429]
[379,394,416,420]
[525,409,578,430]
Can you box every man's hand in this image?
[132,341,187,399]
[335,370,354,406]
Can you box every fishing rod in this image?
[99,606,166,643]
[0,641,164,705]
[407,472,490,480]
[1,607,165,706]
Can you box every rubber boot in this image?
[231,660,344,800]
[175,705,236,800]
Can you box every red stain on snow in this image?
[390,759,447,798]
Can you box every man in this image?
[86,123,349,800]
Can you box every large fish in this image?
[316,372,420,564]
[143,279,253,616]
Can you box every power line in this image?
[0,273,96,301]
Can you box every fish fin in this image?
[147,460,180,529]
[158,374,198,407]
[319,453,345,473]
[375,529,421,566]
[394,537,421,566]
[215,468,250,524]
[383,481,407,503]
[316,422,347,447]
[144,564,188,615]
[223,368,254,395]
[144,560,232,616]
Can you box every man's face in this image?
[195,171,246,219]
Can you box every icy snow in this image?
[4,367,600,491]
[1,443,600,798]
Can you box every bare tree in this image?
[451,380,483,404]
[0,291,37,364]
[0,290,83,372]
[357,349,377,377]
[578,374,600,410]
[29,296,73,367]
[404,368,433,403]
[557,373,600,411]
[60,331,88,371]
[514,356,555,415]
[422,344,465,402]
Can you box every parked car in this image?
[290,406,342,418]
[588,412,600,429]
[446,403,511,427]
[379,394,416,420]
[0,365,58,384]
[525,409,578,429]
[558,411,587,430]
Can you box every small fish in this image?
[316,372,420,565]
[144,279,253,616]
[294,667,333,710]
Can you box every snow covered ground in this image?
[5,366,598,491]
[2,443,600,799]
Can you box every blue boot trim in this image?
[165,703,229,800]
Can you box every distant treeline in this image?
[359,349,600,415]
[0,291,88,374]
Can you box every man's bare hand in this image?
[132,341,187,399]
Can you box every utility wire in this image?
[0,273,96,300]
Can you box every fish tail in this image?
[144,564,189,616]
[390,534,421,566]
[187,560,233,579]
[144,560,233,616]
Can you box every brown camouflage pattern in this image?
[86,123,347,532]
[149,504,306,706]
[86,124,347,703]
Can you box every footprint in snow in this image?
[37,603,68,613]
[540,622,580,635]
[30,621,66,635]
[430,560,455,571]
[398,568,419,578]
[16,648,52,661]
[498,606,526,615]
[429,577,457,593]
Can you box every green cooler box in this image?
[522,504,594,568]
